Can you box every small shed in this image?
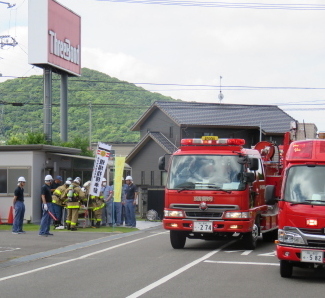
[0,145,131,223]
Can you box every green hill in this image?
[0,68,178,143]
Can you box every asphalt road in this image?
[0,226,325,298]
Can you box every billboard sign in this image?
[28,0,81,76]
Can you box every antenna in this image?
[218,76,224,103]
[0,35,18,48]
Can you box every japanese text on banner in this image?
[89,142,111,196]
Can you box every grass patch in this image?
[0,223,137,233]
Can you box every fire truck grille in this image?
[185,212,223,218]
[306,240,325,248]
[299,228,324,235]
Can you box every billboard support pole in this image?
[43,67,52,143]
[60,73,68,142]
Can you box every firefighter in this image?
[63,177,85,231]
[52,180,71,229]
[88,178,106,228]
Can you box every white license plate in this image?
[301,250,324,263]
[193,221,213,233]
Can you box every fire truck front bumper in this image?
[277,244,325,263]
[163,218,254,234]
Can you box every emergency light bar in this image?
[181,137,245,146]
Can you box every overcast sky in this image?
[1,0,325,133]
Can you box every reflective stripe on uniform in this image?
[93,203,105,211]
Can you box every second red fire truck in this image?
[275,138,325,277]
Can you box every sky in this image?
[1,0,325,133]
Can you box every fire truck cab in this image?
[159,136,280,250]
[276,139,325,277]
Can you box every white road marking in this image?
[258,251,276,257]
[126,240,236,298]
[204,260,279,266]
[224,250,253,255]
[0,232,167,282]
[0,247,20,253]
[241,250,253,255]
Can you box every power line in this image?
[4,75,325,91]
[97,0,325,11]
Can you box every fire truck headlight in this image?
[224,212,250,219]
[164,210,184,217]
[278,229,305,245]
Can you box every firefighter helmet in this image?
[18,176,26,182]
[45,175,53,181]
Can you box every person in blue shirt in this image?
[39,175,55,237]
[124,176,138,228]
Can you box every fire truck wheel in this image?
[242,223,259,250]
[170,231,186,249]
[280,260,293,278]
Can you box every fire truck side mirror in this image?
[265,185,276,205]
[248,158,259,171]
[238,157,247,164]
[158,156,165,171]
[243,172,255,183]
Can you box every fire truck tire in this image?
[170,231,186,249]
[280,260,293,278]
[242,223,259,250]
[262,229,278,242]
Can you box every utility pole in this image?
[0,3,17,75]
[89,102,92,149]
[218,76,224,103]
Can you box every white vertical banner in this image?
[89,142,111,196]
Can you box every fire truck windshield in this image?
[284,165,325,205]
[167,155,244,191]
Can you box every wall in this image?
[0,151,34,223]
[140,109,180,145]
[128,139,164,187]
[32,151,47,223]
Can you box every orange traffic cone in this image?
[7,206,14,225]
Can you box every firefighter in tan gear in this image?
[63,177,85,231]
[52,180,71,229]
[88,178,106,228]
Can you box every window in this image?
[161,171,167,186]
[169,126,173,138]
[0,167,31,196]
[151,171,154,186]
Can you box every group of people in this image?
[12,174,138,235]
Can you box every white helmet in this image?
[74,178,81,184]
[45,175,53,181]
[18,176,26,182]
[125,176,133,181]
[83,181,91,188]
[102,178,107,182]
[65,180,72,185]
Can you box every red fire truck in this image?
[159,136,282,250]
[275,138,325,277]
